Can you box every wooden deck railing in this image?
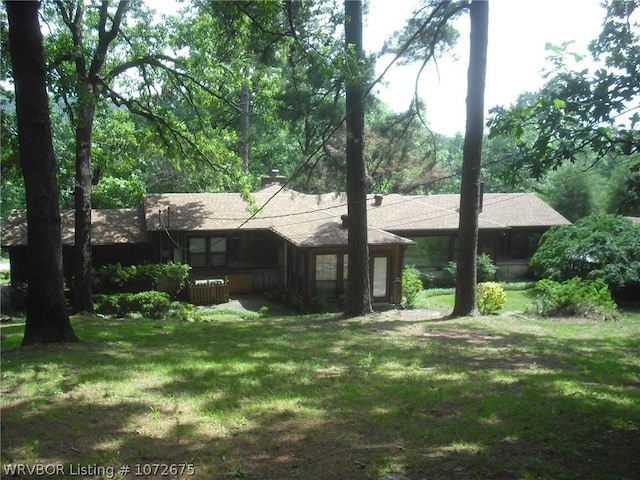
[188,278,229,305]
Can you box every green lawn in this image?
[1,295,639,479]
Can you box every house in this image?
[1,183,570,309]
[367,192,571,283]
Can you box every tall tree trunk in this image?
[452,0,488,317]
[344,0,372,316]
[6,0,79,345]
[72,81,96,313]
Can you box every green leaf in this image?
[553,98,566,109]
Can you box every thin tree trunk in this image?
[452,0,488,317]
[73,84,96,312]
[6,0,79,345]
[72,81,96,313]
[344,0,372,316]
[239,79,250,175]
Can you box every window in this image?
[372,256,388,297]
[315,254,338,299]
[189,237,207,267]
[209,237,226,266]
[188,236,226,267]
[510,232,541,260]
[405,236,452,268]
[173,244,184,264]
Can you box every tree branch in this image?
[105,55,242,114]
[102,84,237,179]
[89,1,128,80]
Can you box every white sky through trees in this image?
[366,0,606,136]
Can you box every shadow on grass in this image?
[1,313,639,479]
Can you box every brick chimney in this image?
[261,169,287,188]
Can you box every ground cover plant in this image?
[1,293,639,480]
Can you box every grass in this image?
[413,284,535,313]
[1,292,639,480]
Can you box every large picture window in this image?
[404,236,453,268]
[510,231,541,260]
[188,236,226,268]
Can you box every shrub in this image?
[402,266,424,305]
[94,294,121,315]
[444,253,499,286]
[530,214,640,292]
[153,263,191,298]
[94,262,190,298]
[169,302,202,322]
[531,277,618,320]
[94,291,171,318]
[477,282,506,314]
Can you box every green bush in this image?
[444,253,499,286]
[530,214,640,292]
[477,281,506,314]
[171,302,203,322]
[309,296,327,313]
[95,291,171,318]
[94,262,190,298]
[402,266,424,305]
[531,277,618,320]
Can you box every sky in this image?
[364,0,607,136]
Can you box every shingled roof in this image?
[144,187,411,247]
[2,188,569,249]
[2,209,150,247]
[144,186,570,235]
[367,192,571,232]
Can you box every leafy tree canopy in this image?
[530,214,640,293]
[488,0,639,186]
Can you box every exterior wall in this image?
[166,230,284,296]
[284,243,308,310]
[494,261,533,282]
[400,227,548,285]
[303,244,405,310]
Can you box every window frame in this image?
[187,236,227,268]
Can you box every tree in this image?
[365,104,443,194]
[45,1,252,311]
[344,0,372,316]
[488,0,639,186]
[605,155,640,215]
[537,162,598,222]
[5,0,78,345]
[52,1,129,313]
[451,0,488,317]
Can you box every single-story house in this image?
[368,191,572,282]
[1,181,570,309]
